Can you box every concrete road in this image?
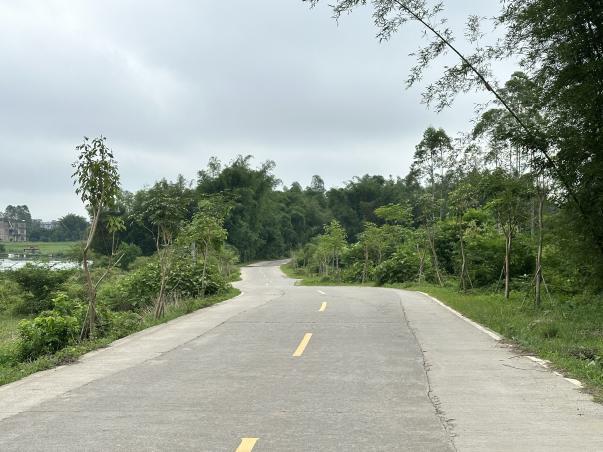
[0,261,601,451]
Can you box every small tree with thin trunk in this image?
[486,170,530,300]
[179,197,229,296]
[322,220,347,278]
[449,183,477,292]
[136,180,188,319]
[72,136,120,339]
[417,193,444,287]
[358,222,382,283]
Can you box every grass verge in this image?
[280,263,603,402]
[0,287,240,387]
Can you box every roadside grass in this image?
[0,287,240,387]
[279,264,375,287]
[2,241,78,256]
[280,263,603,402]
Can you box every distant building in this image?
[0,217,27,242]
[40,220,58,230]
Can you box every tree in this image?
[499,0,603,256]
[179,196,229,295]
[55,214,89,241]
[374,203,412,226]
[485,170,531,299]
[3,205,31,223]
[306,0,603,259]
[135,180,188,318]
[72,136,120,339]
[322,220,347,278]
[416,193,444,287]
[412,127,454,220]
[449,183,477,291]
[358,223,382,283]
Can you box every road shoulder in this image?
[395,289,603,452]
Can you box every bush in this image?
[464,229,534,288]
[98,256,229,312]
[168,258,229,298]
[108,311,142,339]
[375,245,429,285]
[99,260,160,311]
[8,265,73,315]
[18,311,79,360]
[0,278,25,313]
[116,243,142,270]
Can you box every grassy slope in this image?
[281,263,603,402]
[2,241,78,255]
[0,287,240,386]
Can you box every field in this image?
[1,241,79,256]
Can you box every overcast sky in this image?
[0,0,514,220]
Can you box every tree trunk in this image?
[154,245,170,319]
[427,225,444,287]
[154,270,167,319]
[80,207,102,340]
[535,190,545,307]
[416,243,425,282]
[440,147,445,220]
[504,232,512,300]
[458,220,467,292]
[362,245,368,284]
[201,241,209,297]
[80,250,96,339]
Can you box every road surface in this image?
[0,261,601,451]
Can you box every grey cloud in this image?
[0,0,512,219]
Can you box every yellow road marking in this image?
[319,302,327,312]
[293,333,313,357]
[235,437,258,452]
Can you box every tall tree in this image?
[412,127,454,220]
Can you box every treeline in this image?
[291,74,603,303]
[90,155,332,263]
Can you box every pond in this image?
[0,258,82,271]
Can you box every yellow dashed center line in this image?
[319,302,327,312]
[235,437,259,452]
[293,333,313,357]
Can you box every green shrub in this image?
[464,229,534,288]
[108,311,142,339]
[51,293,85,319]
[0,278,25,313]
[99,260,160,311]
[18,311,79,360]
[168,259,228,298]
[8,265,74,315]
[98,256,229,312]
[375,246,429,285]
[116,242,142,270]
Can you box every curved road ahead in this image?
[0,261,601,451]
